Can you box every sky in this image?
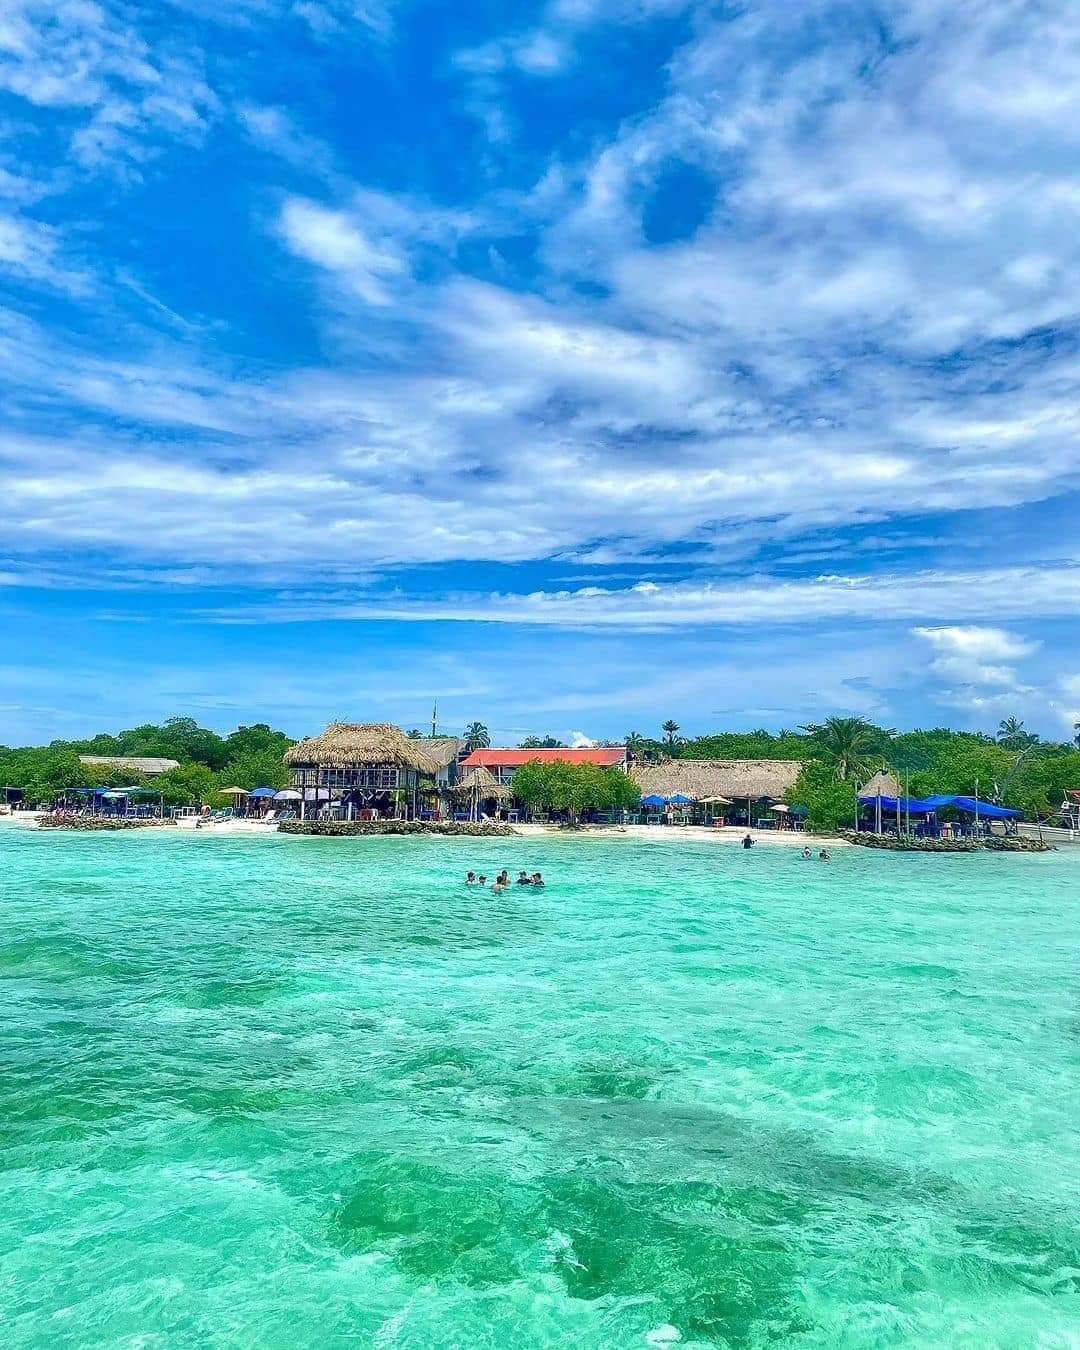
[2,0,1079,747]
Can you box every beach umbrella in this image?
[274,790,302,801]
[771,803,790,813]
[640,794,668,808]
[219,786,249,797]
[248,787,278,799]
[669,793,694,806]
[698,795,731,805]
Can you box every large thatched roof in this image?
[412,736,463,770]
[631,759,803,801]
[859,770,900,798]
[284,723,439,774]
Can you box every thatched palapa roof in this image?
[456,766,511,797]
[631,759,803,801]
[412,737,463,770]
[859,770,901,798]
[284,723,439,774]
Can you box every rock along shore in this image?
[37,817,165,831]
[839,830,1050,853]
[277,819,517,837]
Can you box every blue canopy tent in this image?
[857,794,939,814]
[857,791,1022,835]
[952,796,1021,820]
[668,794,694,806]
[640,794,668,809]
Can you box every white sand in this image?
[512,823,849,847]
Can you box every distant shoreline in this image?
[3,813,848,847]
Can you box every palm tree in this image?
[463,721,491,752]
[808,717,884,783]
[997,717,1038,750]
[625,730,646,756]
[661,720,681,746]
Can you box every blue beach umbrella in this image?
[247,787,278,799]
[669,794,694,806]
[640,794,668,808]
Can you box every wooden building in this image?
[284,723,439,819]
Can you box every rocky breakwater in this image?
[37,816,165,831]
[278,819,517,837]
[839,830,1051,853]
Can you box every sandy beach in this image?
[3,812,848,846]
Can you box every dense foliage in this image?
[4,712,1080,820]
[630,717,1080,823]
[0,720,294,806]
[512,761,641,818]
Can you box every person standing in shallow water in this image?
[742,833,754,849]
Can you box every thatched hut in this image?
[284,723,439,819]
[454,765,511,821]
[859,769,900,799]
[630,759,803,824]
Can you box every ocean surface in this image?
[2,827,1079,1348]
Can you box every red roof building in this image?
[461,746,627,783]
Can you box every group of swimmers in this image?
[742,833,830,861]
[466,870,545,892]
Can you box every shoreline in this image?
[3,813,848,847]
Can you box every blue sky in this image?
[2,0,1079,746]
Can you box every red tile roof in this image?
[461,747,627,768]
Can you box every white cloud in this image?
[0,211,89,293]
[198,567,1080,630]
[277,197,406,303]
[912,625,1040,688]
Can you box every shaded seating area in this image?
[857,792,1022,838]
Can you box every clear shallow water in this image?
[2,829,1079,1348]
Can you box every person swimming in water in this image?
[477,875,488,887]
[465,871,477,885]
[818,849,830,862]
[517,871,532,885]
[801,846,812,860]
[531,872,545,887]
[742,833,754,849]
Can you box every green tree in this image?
[217,749,289,792]
[789,761,858,832]
[511,761,638,819]
[519,735,566,748]
[804,717,889,782]
[661,720,682,746]
[154,763,218,807]
[223,723,294,761]
[996,717,1039,750]
[463,721,491,751]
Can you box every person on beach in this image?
[465,872,477,885]
[742,833,754,849]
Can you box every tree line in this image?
[0,719,294,807]
[3,713,1078,823]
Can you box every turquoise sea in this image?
[2,827,1079,1348]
